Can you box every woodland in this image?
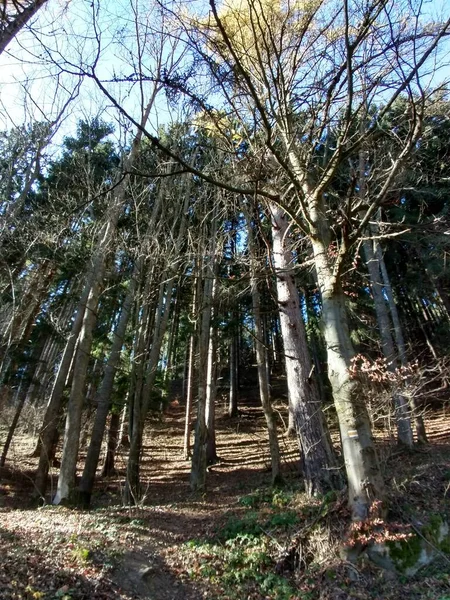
[0,0,450,599]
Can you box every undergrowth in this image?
[180,487,327,600]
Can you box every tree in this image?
[174,0,450,520]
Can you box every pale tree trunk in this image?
[183,332,196,459]
[271,204,339,495]
[79,172,166,505]
[362,238,413,447]
[190,212,218,492]
[205,280,218,466]
[53,277,103,505]
[77,268,138,506]
[118,402,129,448]
[34,279,93,498]
[309,196,384,519]
[375,241,428,444]
[247,214,282,484]
[52,102,153,505]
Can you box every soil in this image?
[0,389,449,600]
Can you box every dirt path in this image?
[0,397,449,599]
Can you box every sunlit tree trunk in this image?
[271,203,339,495]
[205,309,218,465]
[309,196,384,519]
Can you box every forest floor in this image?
[0,384,450,600]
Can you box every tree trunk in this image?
[52,102,154,505]
[53,277,102,505]
[310,221,385,519]
[125,277,175,502]
[375,240,428,444]
[362,237,413,447]
[247,215,282,484]
[183,281,197,460]
[101,411,120,477]
[190,213,218,492]
[228,335,238,417]
[34,279,93,498]
[271,204,340,495]
[1,381,28,466]
[78,269,138,506]
[205,319,218,465]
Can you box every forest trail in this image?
[0,393,450,599]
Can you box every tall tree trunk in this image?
[51,102,154,505]
[125,276,176,502]
[190,213,218,492]
[271,204,339,495]
[362,237,413,447]
[183,277,199,460]
[247,214,282,484]
[53,277,102,505]
[34,280,93,498]
[205,318,218,465]
[309,198,384,519]
[78,267,138,506]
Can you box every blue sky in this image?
[0,0,449,145]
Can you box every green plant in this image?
[220,512,261,541]
[71,546,91,564]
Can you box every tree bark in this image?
[271,203,340,495]
[53,277,102,505]
[309,198,385,518]
[78,268,138,506]
[190,211,218,492]
[205,314,218,466]
[247,214,282,484]
[101,411,120,477]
